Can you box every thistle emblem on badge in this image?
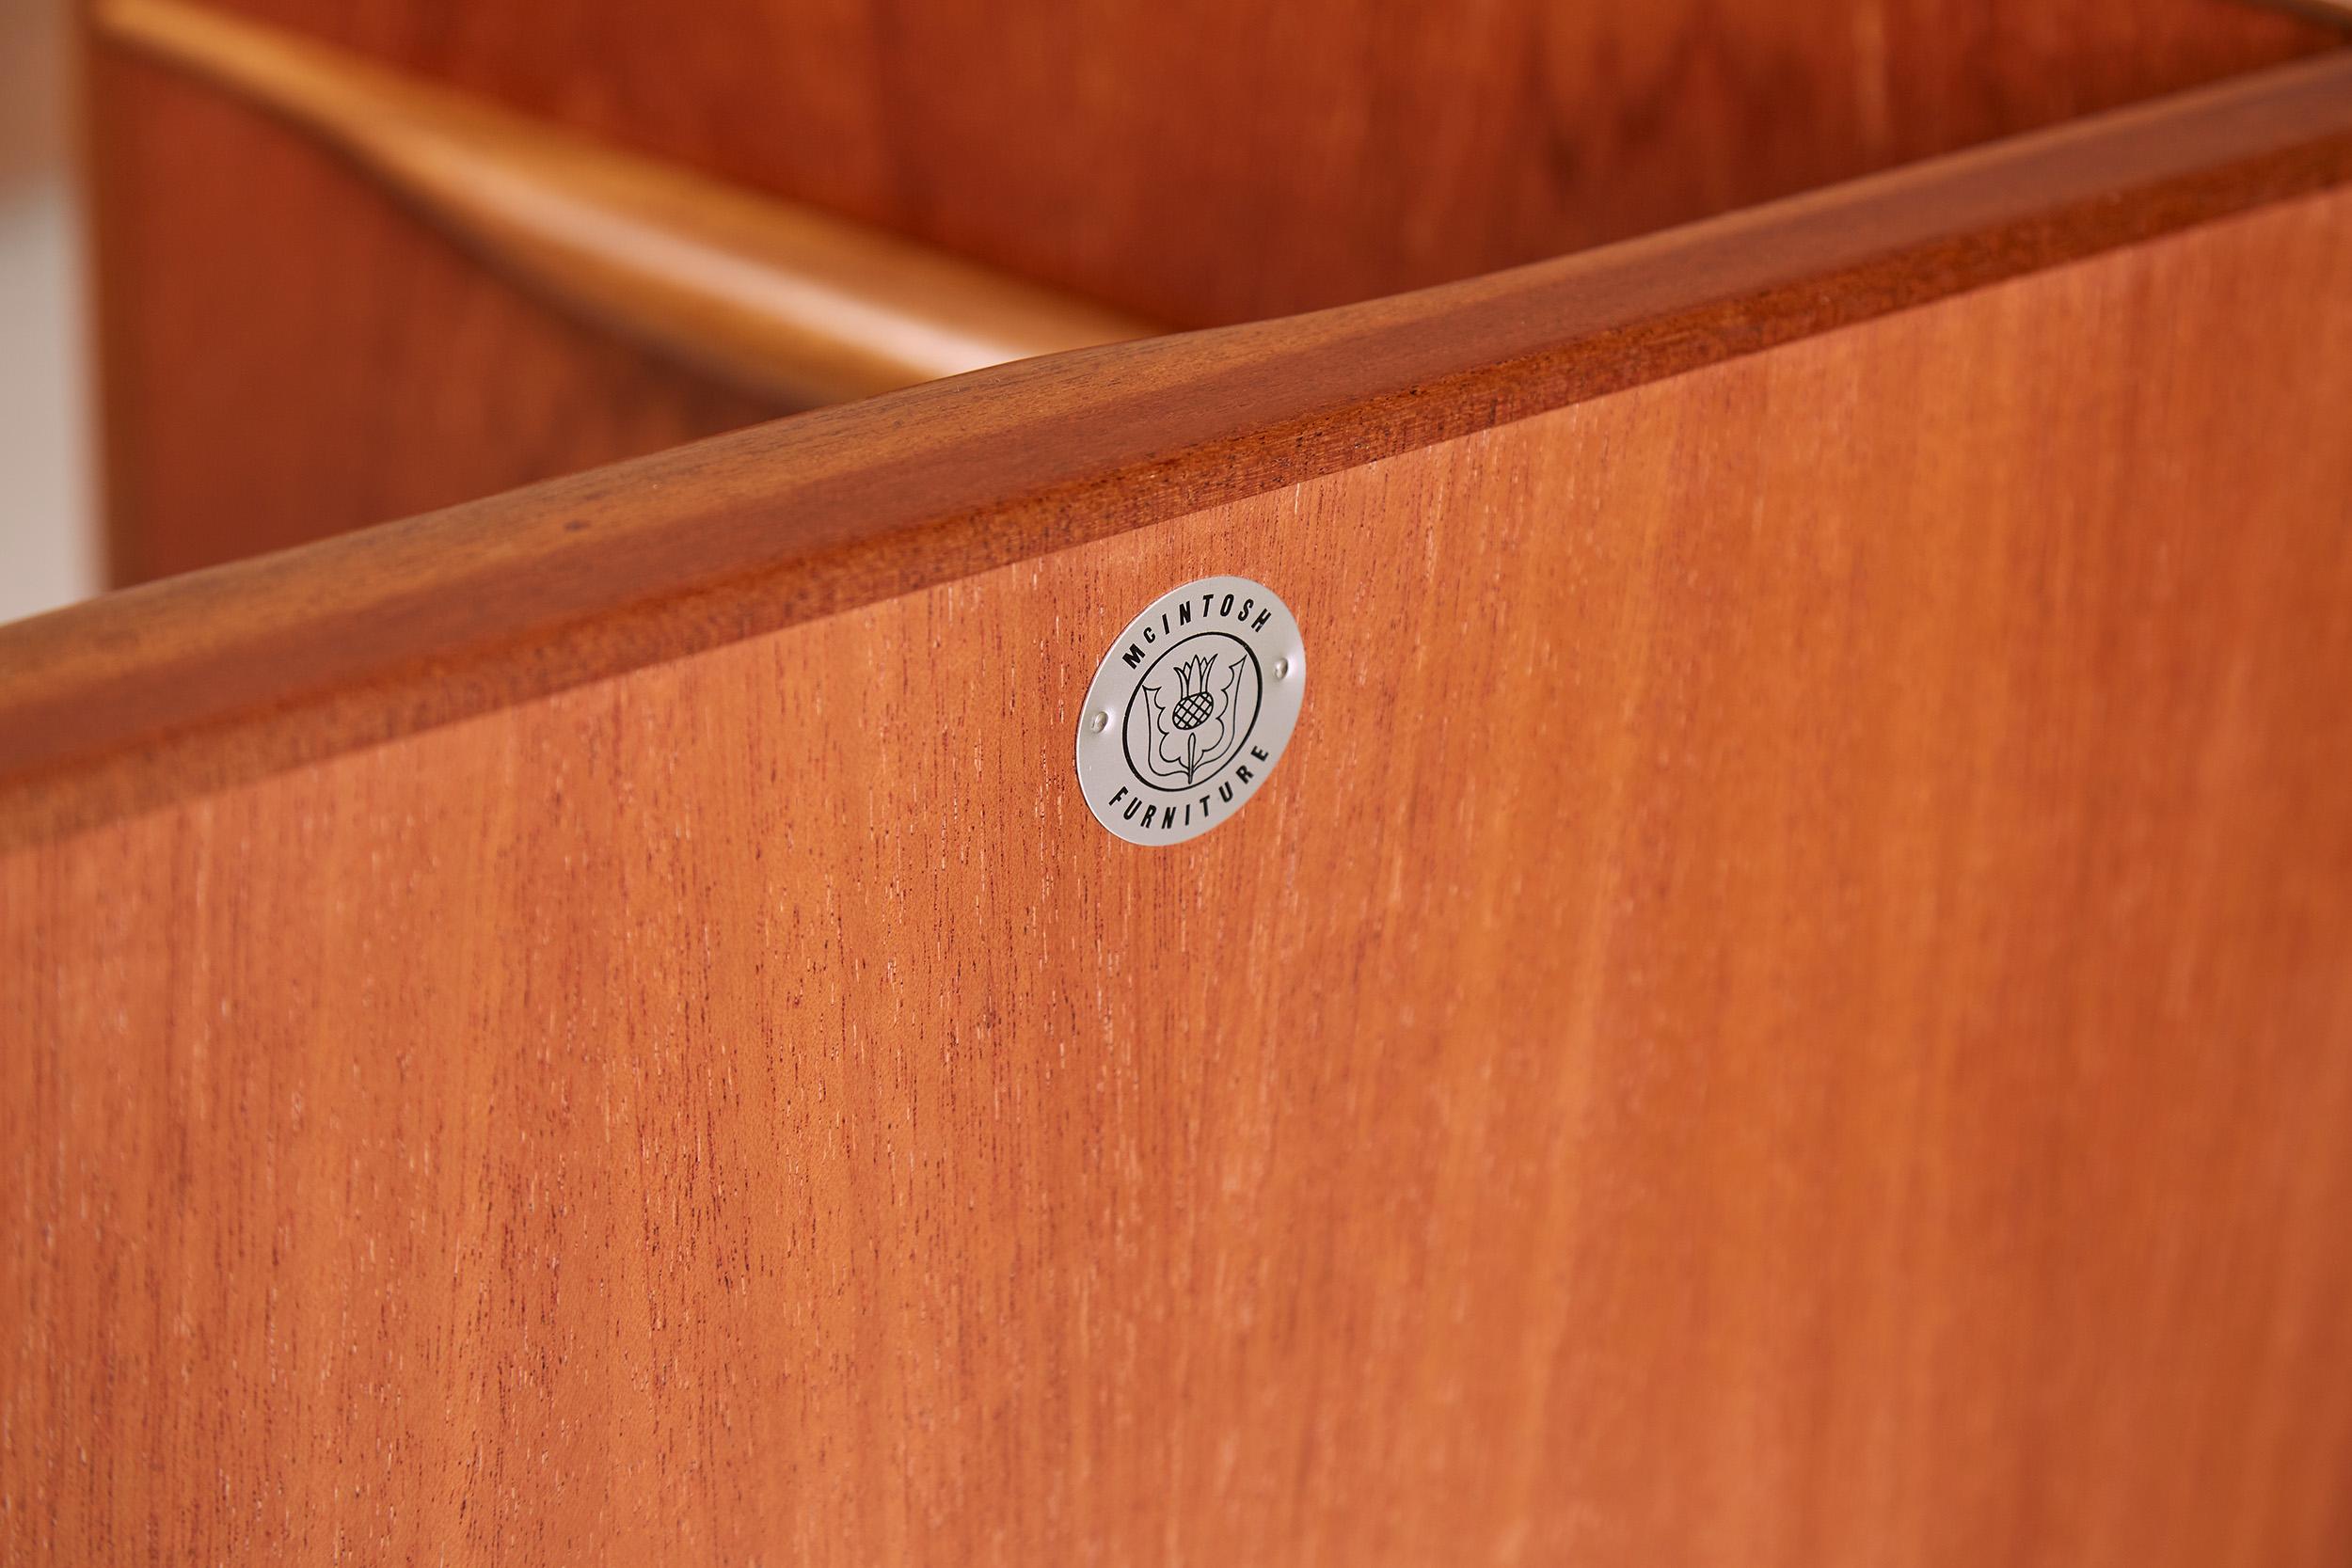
[1076,576,1305,846]
[1142,651,1247,785]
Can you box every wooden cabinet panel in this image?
[8,143,2352,1567]
[85,0,2340,580]
[21,53,2351,847]
[141,0,2342,322]
[87,48,786,584]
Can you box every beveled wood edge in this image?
[5,50,2351,850]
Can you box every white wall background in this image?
[0,0,101,627]
[0,177,95,625]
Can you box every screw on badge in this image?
[1074,576,1306,847]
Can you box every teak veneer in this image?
[11,52,2352,846]
[7,37,2352,1568]
[85,0,2340,578]
[95,0,1160,407]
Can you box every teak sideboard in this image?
[5,1,2352,1562]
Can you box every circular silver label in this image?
[1075,576,1306,846]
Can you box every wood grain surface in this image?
[14,52,2352,848]
[85,0,2341,581]
[8,177,2352,1563]
[86,38,786,585]
[96,0,1159,406]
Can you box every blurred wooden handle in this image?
[2234,0,2352,29]
[95,0,1162,405]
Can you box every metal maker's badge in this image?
[1075,575,1305,846]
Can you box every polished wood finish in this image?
[86,39,784,586]
[15,54,2352,847]
[97,0,1157,406]
[116,0,2342,325]
[2244,0,2352,30]
[86,0,2340,581]
[8,175,2352,1565]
